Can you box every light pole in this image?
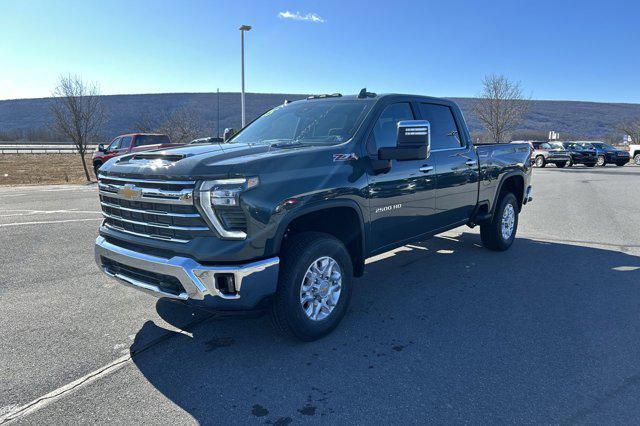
[239,25,252,127]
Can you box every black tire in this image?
[535,156,545,168]
[270,232,353,341]
[596,155,606,167]
[556,162,566,168]
[480,192,519,252]
[634,154,640,166]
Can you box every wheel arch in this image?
[273,200,367,277]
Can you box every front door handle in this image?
[419,165,434,173]
[465,160,476,167]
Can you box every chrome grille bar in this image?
[97,174,195,185]
[98,183,194,205]
[102,212,209,231]
[103,223,191,243]
[100,201,200,218]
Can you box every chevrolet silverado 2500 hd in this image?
[95,91,533,341]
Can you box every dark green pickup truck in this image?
[95,91,533,340]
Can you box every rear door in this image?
[418,102,479,228]
[366,101,437,251]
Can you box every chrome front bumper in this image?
[95,236,279,309]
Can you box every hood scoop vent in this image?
[129,153,187,162]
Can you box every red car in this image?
[92,133,174,176]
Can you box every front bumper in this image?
[95,236,279,310]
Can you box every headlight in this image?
[197,177,259,239]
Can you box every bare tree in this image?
[615,119,640,145]
[474,74,529,144]
[50,75,106,181]
[133,106,202,144]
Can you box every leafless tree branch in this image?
[474,74,529,144]
[50,74,106,181]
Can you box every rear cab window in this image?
[136,135,171,146]
[418,103,462,150]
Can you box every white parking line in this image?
[0,210,101,217]
[0,218,102,227]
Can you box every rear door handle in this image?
[419,165,434,173]
[465,160,476,167]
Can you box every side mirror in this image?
[223,128,237,142]
[378,120,430,161]
[98,143,106,153]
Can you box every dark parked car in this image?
[529,141,571,167]
[575,142,630,166]
[95,91,532,341]
[560,142,597,167]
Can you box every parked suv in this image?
[529,141,571,167]
[560,142,597,167]
[95,92,532,341]
[628,143,640,165]
[575,142,630,166]
[92,133,175,176]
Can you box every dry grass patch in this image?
[0,154,93,186]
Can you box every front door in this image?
[418,102,479,228]
[367,102,437,252]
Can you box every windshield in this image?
[567,143,590,151]
[231,99,375,146]
[549,142,564,149]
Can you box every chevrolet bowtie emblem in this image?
[118,184,142,200]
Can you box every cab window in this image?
[370,102,414,153]
[419,103,462,150]
[107,138,121,151]
[119,136,133,149]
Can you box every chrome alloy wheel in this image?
[299,256,342,321]
[501,203,515,240]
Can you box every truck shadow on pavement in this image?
[130,232,640,424]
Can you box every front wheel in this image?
[270,232,353,341]
[480,192,519,251]
[596,155,606,167]
[634,154,640,166]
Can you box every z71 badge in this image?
[333,153,359,162]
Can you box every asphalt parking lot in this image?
[2,165,640,424]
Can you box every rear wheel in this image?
[270,232,353,341]
[93,162,102,178]
[535,156,545,168]
[634,154,640,166]
[596,155,606,167]
[480,192,519,251]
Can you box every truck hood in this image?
[99,142,332,180]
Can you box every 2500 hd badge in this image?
[95,90,533,341]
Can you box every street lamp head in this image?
[239,25,252,31]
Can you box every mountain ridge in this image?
[1,92,639,141]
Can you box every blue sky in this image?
[1,0,639,102]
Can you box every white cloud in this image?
[278,11,325,23]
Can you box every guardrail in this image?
[0,141,99,154]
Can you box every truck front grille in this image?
[98,174,212,243]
